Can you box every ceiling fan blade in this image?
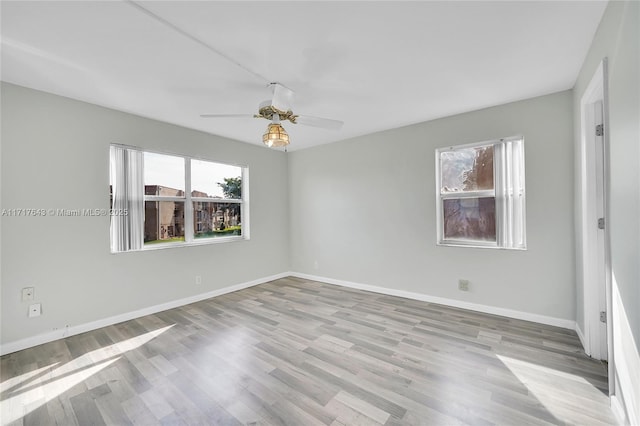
[295,114,344,130]
[200,114,255,119]
[271,83,295,112]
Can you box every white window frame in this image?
[110,145,249,253]
[435,136,526,250]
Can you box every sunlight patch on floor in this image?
[0,363,59,394]
[1,324,174,425]
[496,354,610,425]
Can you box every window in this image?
[143,152,186,246]
[110,145,248,253]
[435,137,525,249]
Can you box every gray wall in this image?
[573,1,639,423]
[289,91,575,321]
[1,83,290,345]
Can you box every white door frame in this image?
[579,58,613,381]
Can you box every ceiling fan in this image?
[201,83,344,148]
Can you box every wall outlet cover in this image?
[458,279,470,291]
[28,303,42,317]
[22,287,35,302]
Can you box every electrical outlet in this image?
[314,260,319,270]
[28,303,42,317]
[195,275,202,285]
[458,279,470,292]
[22,287,35,301]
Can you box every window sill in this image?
[437,241,527,251]
[111,235,247,253]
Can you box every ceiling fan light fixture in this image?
[263,123,290,148]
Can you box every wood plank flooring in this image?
[1,277,616,425]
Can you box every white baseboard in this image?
[290,272,577,330]
[575,322,588,352]
[0,271,579,355]
[611,283,640,426]
[611,395,628,426]
[0,272,289,356]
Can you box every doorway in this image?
[579,59,611,367]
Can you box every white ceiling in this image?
[1,1,607,151]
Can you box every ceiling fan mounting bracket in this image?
[255,105,299,124]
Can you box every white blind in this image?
[110,145,144,252]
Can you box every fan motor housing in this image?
[255,103,298,124]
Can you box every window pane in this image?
[193,201,242,239]
[144,201,185,244]
[144,152,185,193]
[443,197,496,242]
[191,159,242,199]
[441,145,494,192]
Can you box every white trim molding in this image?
[290,272,576,330]
[575,323,587,350]
[578,58,612,362]
[0,271,581,356]
[0,272,289,356]
[611,281,640,426]
[611,395,628,426]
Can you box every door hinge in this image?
[600,311,607,323]
[598,218,605,230]
[595,124,604,136]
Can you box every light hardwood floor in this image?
[1,277,616,425]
